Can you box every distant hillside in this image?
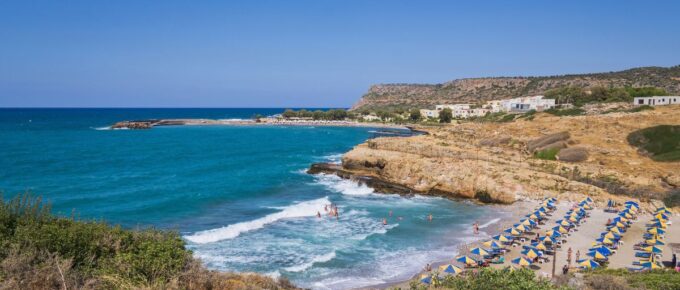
[350,65,680,111]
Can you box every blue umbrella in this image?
[589,246,612,256]
[420,274,432,284]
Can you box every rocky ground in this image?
[315,105,680,212]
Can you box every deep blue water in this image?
[0,108,503,289]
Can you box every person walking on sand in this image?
[473,221,479,234]
[567,247,573,266]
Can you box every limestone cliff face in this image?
[333,106,680,211]
[351,65,680,111]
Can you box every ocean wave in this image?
[283,251,336,272]
[479,217,501,229]
[313,174,374,196]
[93,126,112,130]
[185,197,330,244]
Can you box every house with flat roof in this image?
[633,96,680,106]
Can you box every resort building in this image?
[484,95,556,113]
[361,114,382,122]
[633,96,680,106]
[419,109,439,119]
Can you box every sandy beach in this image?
[359,198,678,290]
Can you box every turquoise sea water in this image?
[0,108,504,289]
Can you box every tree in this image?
[282,109,297,118]
[409,109,422,122]
[439,108,452,123]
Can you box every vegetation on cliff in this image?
[0,194,296,290]
[351,65,680,111]
[281,108,350,120]
[627,125,680,162]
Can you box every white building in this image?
[633,96,680,106]
[361,114,382,121]
[419,109,439,119]
[485,95,555,113]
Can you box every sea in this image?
[0,108,506,289]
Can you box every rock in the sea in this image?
[110,121,154,129]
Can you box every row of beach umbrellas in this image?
[578,200,638,269]
[632,204,670,270]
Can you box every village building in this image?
[484,95,555,113]
[633,96,680,106]
[419,109,439,119]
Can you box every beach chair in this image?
[491,256,505,264]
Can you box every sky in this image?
[1,0,679,108]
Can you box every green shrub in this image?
[535,148,561,160]
[585,268,680,290]
[544,108,585,116]
[627,125,680,162]
[627,105,654,113]
[436,268,563,290]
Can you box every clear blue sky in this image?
[1,0,679,108]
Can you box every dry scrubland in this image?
[341,106,680,210]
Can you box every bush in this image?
[535,148,561,160]
[584,269,680,290]
[0,194,297,290]
[436,268,562,290]
[544,108,585,116]
[627,125,680,162]
[439,108,453,123]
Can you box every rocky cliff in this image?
[312,105,680,210]
[351,65,680,111]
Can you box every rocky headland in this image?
[309,105,680,211]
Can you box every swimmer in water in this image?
[428,213,432,222]
[317,211,321,218]
[389,210,393,217]
[383,218,387,225]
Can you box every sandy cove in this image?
[358,199,678,289]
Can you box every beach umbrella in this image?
[532,242,547,251]
[512,257,533,266]
[609,227,621,234]
[537,207,547,212]
[539,236,556,244]
[647,227,666,235]
[579,259,600,269]
[641,261,662,269]
[585,197,593,203]
[420,274,432,284]
[559,220,573,227]
[456,255,477,265]
[493,234,511,242]
[546,230,562,238]
[645,239,665,246]
[643,246,663,254]
[470,247,490,256]
[528,213,539,220]
[656,208,671,215]
[597,237,614,245]
[648,221,667,229]
[504,227,521,236]
[568,216,579,223]
[553,226,568,234]
[523,249,541,259]
[621,212,633,219]
[615,221,627,228]
[439,264,463,275]
[587,250,607,260]
[655,213,668,221]
[589,246,612,256]
[483,240,503,249]
[521,219,537,227]
[603,232,620,240]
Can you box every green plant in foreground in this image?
[535,148,561,160]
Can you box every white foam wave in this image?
[323,153,344,164]
[314,174,374,196]
[479,218,501,229]
[93,126,111,130]
[185,197,330,244]
[283,251,336,272]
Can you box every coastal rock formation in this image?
[313,106,680,211]
[111,121,154,129]
[350,65,680,111]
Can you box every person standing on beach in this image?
[473,221,479,234]
[567,247,572,266]
[575,250,580,262]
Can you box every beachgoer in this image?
[389,210,393,217]
[606,218,611,226]
[317,211,321,218]
[324,205,328,212]
[567,247,572,266]
[383,218,387,225]
[576,250,580,262]
[672,254,677,269]
[473,221,479,234]
[428,214,433,222]
[425,263,432,272]
[562,264,569,275]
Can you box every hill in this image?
[350,65,680,111]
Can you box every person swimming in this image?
[428,213,432,222]
[389,210,393,217]
[383,218,387,225]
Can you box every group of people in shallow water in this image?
[317,203,340,220]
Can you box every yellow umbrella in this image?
[603,232,617,239]
[615,221,626,228]
[601,237,614,245]
[623,213,632,219]
[515,224,527,232]
[509,228,521,236]
[583,204,592,210]
[494,235,511,242]
[534,242,547,251]
[513,257,532,266]
[568,216,578,223]
[609,227,621,234]
[648,228,663,235]
[556,226,568,234]
[525,249,540,259]
[439,264,463,274]
[521,219,532,226]
[591,251,607,260]
[559,220,571,227]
